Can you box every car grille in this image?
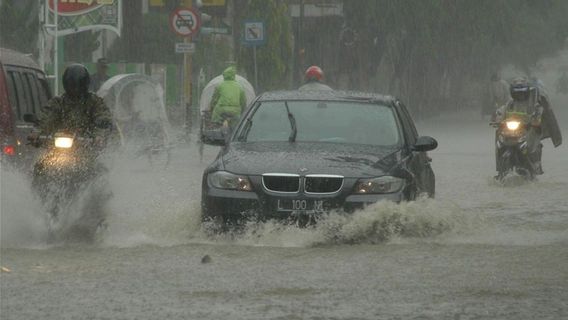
[262,174,300,193]
[305,175,343,194]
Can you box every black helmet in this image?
[509,77,530,101]
[62,64,90,98]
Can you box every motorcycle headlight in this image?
[208,171,252,191]
[506,121,521,131]
[354,176,404,194]
[54,137,74,149]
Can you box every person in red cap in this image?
[299,66,333,91]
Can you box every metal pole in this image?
[38,0,45,71]
[181,0,195,136]
[253,46,258,90]
[184,36,193,136]
[298,0,304,84]
[54,0,59,95]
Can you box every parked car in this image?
[0,48,51,167]
[201,90,438,229]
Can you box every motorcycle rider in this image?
[29,64,113,241]
[494,77,562,177]
[36,64,112,144]
[299,66,333,91]
[209,66,247,128]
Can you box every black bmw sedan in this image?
[201,91,437,226]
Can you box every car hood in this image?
[221,142,402,177]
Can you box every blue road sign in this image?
[242,20,266,46]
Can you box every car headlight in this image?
[208,171,252,191]
[354,176,404,194]
[506,121,521,131]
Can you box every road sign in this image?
[175,42,195,53]
[242,20,265,46]
[169,7,200,37]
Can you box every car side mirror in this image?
[201,129,227,146]
[412,136,438,152]
[23,114,39,124]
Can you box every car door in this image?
[395,100,435,197]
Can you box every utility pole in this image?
[295,0,304,86]
[183,0,194,136]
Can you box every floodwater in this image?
[1,107,567,319]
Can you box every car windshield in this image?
[237,100,401,146]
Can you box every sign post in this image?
[169,7,200,135]
[242,20,266,90]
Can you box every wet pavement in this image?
[1,109,567,319]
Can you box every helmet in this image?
[509,77,530,101]
[62,64,90,98]
[305,66,324,82]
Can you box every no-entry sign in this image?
[170,7,201,37]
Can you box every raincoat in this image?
[210,67,247,125]
[39,92,112,138]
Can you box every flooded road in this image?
[1,110,567,319]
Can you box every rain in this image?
[1,1,568,319]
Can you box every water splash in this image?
[208,198,475,248]
[0,167,48,248]
[101,150,201,248]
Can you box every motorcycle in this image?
[30,131,110,242]
[199,111,238,150]
[492,112,538,182]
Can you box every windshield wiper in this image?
[284,101,297,142]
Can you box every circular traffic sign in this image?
[169,7,201,37]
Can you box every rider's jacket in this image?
[39,92,112,138]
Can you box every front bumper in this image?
[201,183,405,222]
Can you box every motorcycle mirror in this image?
[412,136,438,152]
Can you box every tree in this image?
[107,10,180,64]
[236,0,293,91]
[342,0,568,116]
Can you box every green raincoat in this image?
[210,67,246,125]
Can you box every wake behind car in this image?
[201,91,437,228]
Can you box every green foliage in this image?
[107,11,181,64]
[237,0,293,91]
[0,0,38,54]
[193,31,233,81]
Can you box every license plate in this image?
[276,199,327,214]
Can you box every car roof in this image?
[257,90,396,105]
[0,47,42,71]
